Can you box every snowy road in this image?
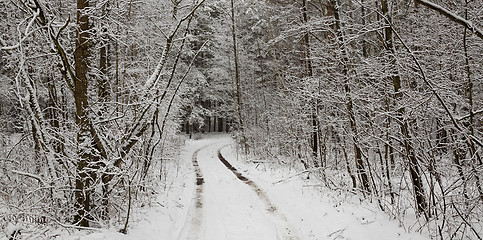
[67,135,432,240]
[177,140,298,240]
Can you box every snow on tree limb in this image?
[12,170,46,186]
[358,0,483,149]
[415,0,483,40]
[142,0,206,92]
[0,9,40,51]
[458,109,483,120]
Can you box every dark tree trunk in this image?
[99,43,110,102]
[301,0,319,161]
[381,0,428,217]
[73,0,93,227]
[329,0,371,193]
[231,0,247,152]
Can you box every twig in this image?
[327,227,346,238]
[5,134,29,160]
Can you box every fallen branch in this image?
[327,227,347,238]
[272,167,324,185]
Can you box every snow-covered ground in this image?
[219,139,430,240]
[3,134,431,240]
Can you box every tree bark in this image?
[73,0,93,227]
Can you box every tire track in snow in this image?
[193,148,204,209]
[177,146,206,240]
[217,146,300,240]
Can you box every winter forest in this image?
[0,0,482,239]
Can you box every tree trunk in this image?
[98,17,111,218]
[98,0,109,103]
[381,0,428,217]
[342,140,357,189]
[73,0,93,227]
[329,0,371,193]
[462,2,483,200]
[302,0,319,162]
[384,95,395,204]
[99,41,109,102]
[231,0,246,152]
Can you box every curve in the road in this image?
[217,146,299,240]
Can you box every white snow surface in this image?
[3,134,431,240]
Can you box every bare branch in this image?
[48,17,76,94]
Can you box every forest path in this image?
[176,138,298,240]
[66,135,431,240]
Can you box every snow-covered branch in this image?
[142,0,206,92]
[12,170,46,186]
[458,109,483,120]
[0,9,40,51]
[415,0,483,40]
